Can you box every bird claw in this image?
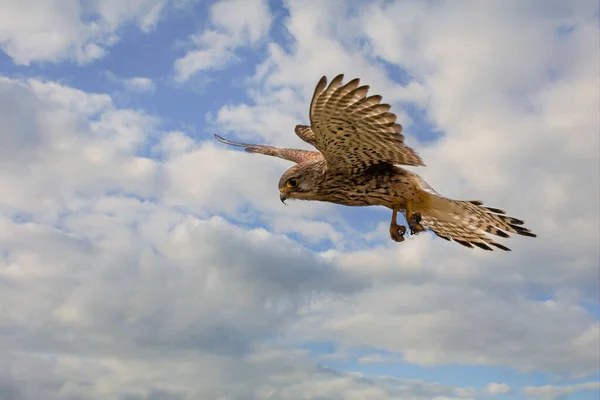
[390,223,407,242]
[410,227,424,235]
[409,212,424,236]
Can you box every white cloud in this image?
[294,264,600,375]
[152,130,196,157]
[358,353,401,364]
[0,0,182,65]
[271,218,344,247]
[485,382,511,396]
[0,349,477,400]
[105,72,156,93]
[0,77,157,220]
[91,0,169,33]
[173,0,272,81]
[524,381,600,400]
[123,77,156,93]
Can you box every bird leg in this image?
[389,207,407,242]
[406,202,425,235]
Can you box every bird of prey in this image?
[215,74,536,251]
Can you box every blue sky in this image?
[0,1,599,399]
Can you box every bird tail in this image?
[419,192,537,251]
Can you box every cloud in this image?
[485,382,511,396]
[0,77,157,218]
[523,381,600,400]
[123,77,156,93]
[105,72,156,93]
[0,349,477,400]
[0,0,183,65]
[294,255,600,375]
[173,0,272,81]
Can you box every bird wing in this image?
[214,134,323,164]
[299,74,425,173]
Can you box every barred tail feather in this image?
[420,194,536,251]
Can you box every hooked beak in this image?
[279,188,289,205]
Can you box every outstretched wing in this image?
[298,74,425,173]
[214,134,323,164]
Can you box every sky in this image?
[0,0,599,399]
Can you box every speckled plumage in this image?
[215,74,536,251]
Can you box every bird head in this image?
[277,164,321,204]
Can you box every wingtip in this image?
[315,75,328,93]
[214,133,234,146]
[490,242,512,251]
[330,73,345,88]
[213,134,247,148]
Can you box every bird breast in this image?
[312,167,419,208]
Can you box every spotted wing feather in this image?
[214,134,322,164]
[303,74,425,173]
[294,125,317,146]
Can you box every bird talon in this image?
[389,224,407,242]
[408,212,424,235]
[409,224,424,235]
[410,227,422,235]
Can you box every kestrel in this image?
[215,74,536,251]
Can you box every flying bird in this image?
[215,74,536,251]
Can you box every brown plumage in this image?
[215,74,536,251]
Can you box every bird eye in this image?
[287,179,298,188]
